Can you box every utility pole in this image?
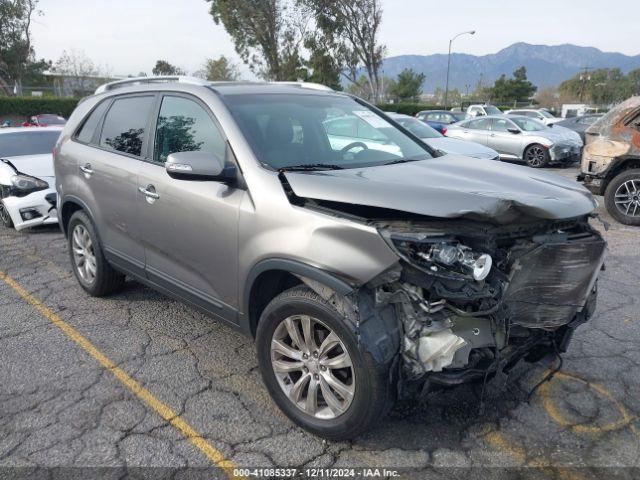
[579,66,591,103]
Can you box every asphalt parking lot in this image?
[1,166,639,479]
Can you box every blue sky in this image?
[31,0,638,77]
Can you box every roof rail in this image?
[272,81,334,92]
[95,76,210,95]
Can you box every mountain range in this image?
[377,43,640,93]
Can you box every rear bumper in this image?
[2,187,59,231]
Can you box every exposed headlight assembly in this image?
[384,232,492,282]
[10,174,49,197]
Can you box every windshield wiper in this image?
[279,163,345,172]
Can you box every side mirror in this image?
[507,128,521,134]
[165,151,236,183]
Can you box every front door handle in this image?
[138,185,160,202]
[79,164,93,176]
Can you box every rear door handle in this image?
[79,164,93,176]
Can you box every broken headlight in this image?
[384,232,492,282]
[9,174,49,197]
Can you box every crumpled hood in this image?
[2,154,54,178]
[424,137,498,159]
[284,155,597,223]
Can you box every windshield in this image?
[224,94,433,170]
[539,110,555,119]
[451,112,467,122]
[0,131,60,157]
[395,117,442,138]
[484,106,502,115]
[37,115,66,125]
[510,117,547,132]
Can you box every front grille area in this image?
[504,231,606,329]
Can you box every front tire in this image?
[0,200,14,228]
[604,169,640,226]
[524,144,550,168]
[68,210,125,296]
[256,286,394,440]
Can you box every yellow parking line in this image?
[0,271,242,479]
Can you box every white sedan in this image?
[0,127,62,230]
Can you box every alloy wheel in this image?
[0,201,12,227]
[614,179,640,218]
[270,314,355,419]
[526,146,546,167]
[72,224,97,283]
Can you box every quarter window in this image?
[153,96,226,164]
[100,96,155,157]
[76,100,110,144]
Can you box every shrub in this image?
[0,97,80,119]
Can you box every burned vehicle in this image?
[55,78,606,440]
[578,96,640,225]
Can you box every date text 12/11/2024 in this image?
[232,468,401,478]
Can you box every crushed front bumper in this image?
[376,218,606,395]
[550,145,582,164]
[2,186,59,231]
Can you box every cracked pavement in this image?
[1,166,639,479]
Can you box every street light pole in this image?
[444,30,475,110]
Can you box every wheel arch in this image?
[242,259,355,338]
[602,156,640,191]
[60,195,94,237]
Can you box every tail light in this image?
[441,127,447,135]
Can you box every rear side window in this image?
[76,100,110,144]
[100,96,155,157]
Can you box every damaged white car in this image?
[0,127,62,230]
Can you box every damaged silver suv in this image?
[55,77,606,440]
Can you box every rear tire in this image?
[524,144,550,168]
[0,200,14,228]
[68,210,125,296]
[604,169,640,226]
[256,286,394,440]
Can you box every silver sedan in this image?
[445,115,583,168]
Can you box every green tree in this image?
[302,37,342,90]
[200,55,240,81]
[489,66,536,103]
[205,0,307,81]
[389,68,425,102]
[560,68,636,104]
[152,60,185,76]
[0,0,39,94]
[301,0,385,100]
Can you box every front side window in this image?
[153,96,226,164]
[0,131,60,157]
[510,117,546,132]
[225,94,432,170]
[100,96,155,157]
[492,118,515,132]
